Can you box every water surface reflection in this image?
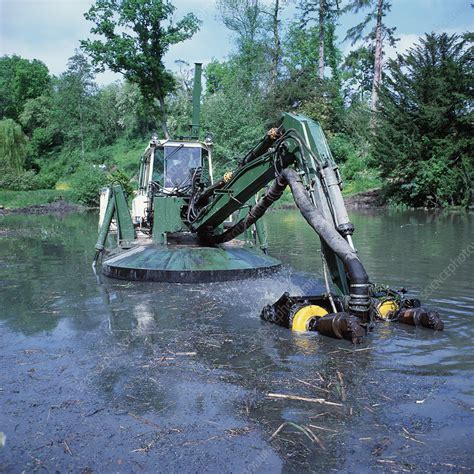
[0,209,472,472]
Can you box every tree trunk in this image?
[271,0,281,86]
[158,95,171,139]
[318,0,326,79]
[79,103,85,158]
[371,0,384,112]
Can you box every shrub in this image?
[69,165,108,207]
[108,169,134,199]
[0,169,56,190]
[329,134,358,164]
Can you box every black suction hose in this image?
[280,169,370,322]
[206,174,287,245]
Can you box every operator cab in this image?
[132,137,214,225]
[152,141,211,192]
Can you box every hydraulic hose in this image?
[280,168,370,322]
[207,174,287,245]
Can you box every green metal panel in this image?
[281,112,334,168]
[255,218,268,252]
[95,191,115,252]
[95,185,135,251]
[102,244,280,282]
[152,196,186,244]
[113,185,135,244]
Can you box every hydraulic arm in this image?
[186,113,369,321]
[184,113,444,341]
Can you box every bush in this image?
[108,169,134,199]
[387,156,467,207]
[0,169,56,190]
[69,165,108,207]
[329,134,358,164]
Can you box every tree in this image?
[374,33,473,207]
[81,0,201,139]
[344,0,397,111]
[264,0,284,85]
[0,119,28,172]
[298,0,340,79]
[342,46,374,103]
[0,56,51,121]
[201,60,265,171]
[19,95,61,167]
[283,22,320,77]
[217,0,269,87]
[55,52,99,157]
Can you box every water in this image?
[0,209,472,472]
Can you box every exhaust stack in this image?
[191,62,202,138]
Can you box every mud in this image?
[0,200,85,216]
[344,188,385,209]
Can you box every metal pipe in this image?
[191,63,202,138]
[95,189,115,252]
[321,166,355,239]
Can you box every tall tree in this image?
[342,45,374,102]
[298,0,340,79]
[374,33,473,207]
[217,0,268,87]
[0,56,51,121]
[53,52,99,158]
[65,52,97,157]
[344,0,397,111]
[81,0,200,139]
[264,0,284,85]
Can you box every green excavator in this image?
[94,63,444,343]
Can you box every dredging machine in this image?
[94,63,444,343]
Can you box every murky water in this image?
[1,209,473,472]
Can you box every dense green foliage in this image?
[0,56,51,121]
[0,118,28,172]
[0,0,471,209]
[375,33,473,207]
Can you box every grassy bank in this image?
[342,175,382,197]
[0,189,72,210]
[0,138,146,211]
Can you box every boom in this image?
[185,112,369,321]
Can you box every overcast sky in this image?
[0,0,472,85]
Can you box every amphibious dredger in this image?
[94,63,444,343]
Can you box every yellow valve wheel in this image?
[377,300,399,319]
[291,305,328,332]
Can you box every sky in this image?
[0,0,472,85]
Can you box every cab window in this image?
[164,146,202,188]
[152,147,164,183]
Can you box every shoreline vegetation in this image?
[1,2,471,214]
[1,187,471,215]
